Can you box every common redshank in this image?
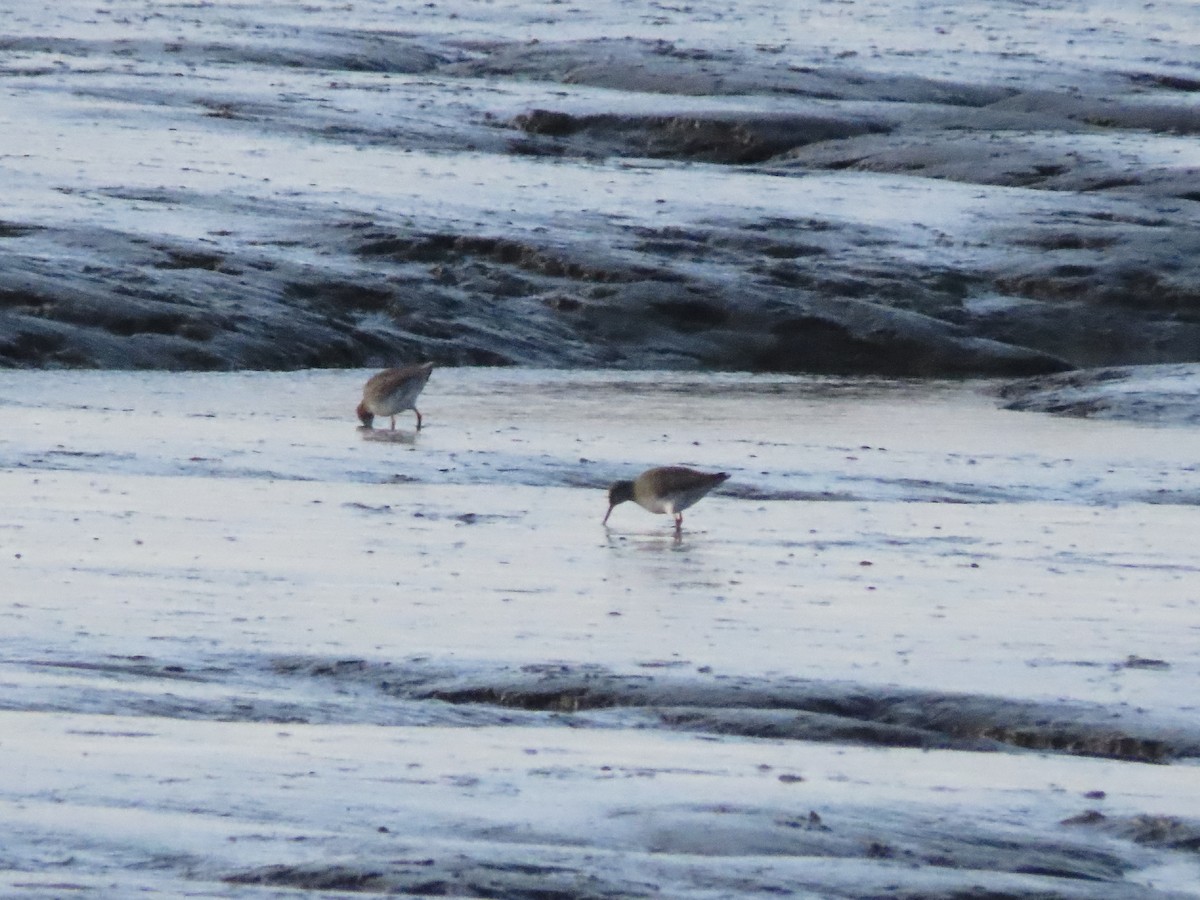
[603,466,729,533]
[356,362,434,431]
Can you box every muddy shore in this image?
[3,368,1200,896]
[3,2,1200,373]
[4,2,1200,895]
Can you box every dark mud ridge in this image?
[222,822,1196,900]
[24,653,1200,899]
[273,657,1200,764]
[4,29,1200,373]
[29,654,1199,765]
[234,658,1200,899]
[999,362,1200,424]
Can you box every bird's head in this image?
[603,479,635,525]
[356,402,375,428]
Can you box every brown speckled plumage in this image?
[604,466,729,533]
[356,362,434,430]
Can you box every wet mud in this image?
[22,651,1198,766]
[283,656,1200,763]
[3,368,1200,897]
[14,648,1200,804]
[999,363,1200,424]
[4,6,1200,374]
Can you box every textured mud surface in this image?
[1000,363,1200,424]
[3,1,1200,373]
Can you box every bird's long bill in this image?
[602,504,614,525]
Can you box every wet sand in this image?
[1,368,1198,896]
[2,1,1200,372]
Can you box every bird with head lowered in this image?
[604,466,729,534]
[356,362,434,431]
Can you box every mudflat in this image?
[1,367,1198,896]
[2,1,1199,373]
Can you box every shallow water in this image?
[5,368,1198,702]
[2,368,1199,896]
